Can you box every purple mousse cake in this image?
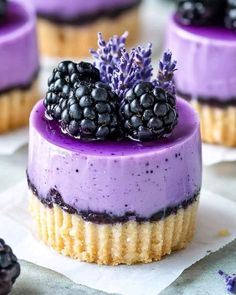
[0,0,39,133]
[32,0,141,58]
[28,34,202,265]
[166,1,236,146]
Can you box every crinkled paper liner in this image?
[37,8,140,58]
[0,79,39,134]
[191,100,236,147]
[29,191,199,265]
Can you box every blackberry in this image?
[225,0,236,30]
[48,60,100,87]
[120,82,178,142]
[176,0,226,26]
[47,81,119,140]
[0,239,20,295]
[0,0,7,19]
[44,61,100,118]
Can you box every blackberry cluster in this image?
[0,239,20,295]
[47,81,119,140]
[120,82,178,142]
[225,0,236,30]
[45,61,119,140]
[0,0,7,19]
[176,0,226,26]
[44,61,100,118]
[44,61,178,142]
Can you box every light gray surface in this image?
[13,261,117,295]
[1,0,236,294]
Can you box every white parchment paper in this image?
[0,182,236,295]
[0,128,28,155]
[202,144,236,166]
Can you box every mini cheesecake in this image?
[166,14,236,146]
[0,0,39,133]
[27,35,202,265]
[32,0,141,58]
[28,97,201,265]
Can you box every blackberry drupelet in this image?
[0,239,20,295]
[76,62,100,83]
[176,0,225,26]
[0,0,7,19]
[225,0,236,30]
[120,82,178,142]
[44,61,100,118]
[55,81,119,140]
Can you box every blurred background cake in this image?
[0,0,39,133]
[166,0,236,147]
[32,0,142,58]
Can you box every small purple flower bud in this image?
[154,50,177,96]
[218,270,236,293]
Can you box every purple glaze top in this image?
[0,0,39,91]
[166,15,236,101]
[32,0,139,19]
[28,98,202,218]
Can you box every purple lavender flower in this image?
[91,33,178,99]
[111,44,153,98]
[133,43,153,81]
[90,32,154,97]
[218,270,236,293]
[90,32,128,85]
[111,49,138,98]
[154,50,177,96]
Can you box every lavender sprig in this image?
[91,33,154,97]
[133,43,153,81]
[218,270,236,293]
[90,32,128,85]
[111,48,140,98]
[111,44,153,98]
[154,50,177,95]
[91,34,177,99]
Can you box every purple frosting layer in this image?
[166,15,236,102]
[32,0,139,19]
[0,0,39,91]
[28,99,202,218]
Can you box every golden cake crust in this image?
[37,8,140,58]
[0,79,39,134]
[29,191,199,265]
[191,101,236,147]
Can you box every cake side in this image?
[36,9,139,58]
[29,191,199,265]
[166,14,236,146]
[34,0,141,57]
[166,14,236,103]
[0,0,39,93]
[27,98,202,221]
[32,0,141,22]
